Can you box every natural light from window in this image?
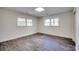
[27,19,32,26]
[17,17,26,26]
[44,18,59,26]
[44,19,50,26]
[17,17,32,27]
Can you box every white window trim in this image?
[26,19,32,26]
[17,17,26,27]
[44,18,59,26]
[17,17,33,27]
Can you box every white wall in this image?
[38,12,74,39]
[0,9,4,40]
[0,9,37,42]
[0,8,74,42]
[75,8,79,50]
[73,9,76,42]
[0,9,2,39]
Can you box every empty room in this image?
[0,7,78,51]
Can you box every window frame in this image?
[16,17,33,27]
[26,19,33,26]
[16,17,26,27]
[44,18,59,26]
[44,19,50,26]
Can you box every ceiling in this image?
[4,7,73,17]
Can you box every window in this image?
[17,17,26,26]
[44,19,50,26]
[27,19,32,26]
[44,18,59,26]
[51,19,54,26]
[17,17,32,27]
[54,18,59,26]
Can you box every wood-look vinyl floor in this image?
[0,34,75,51]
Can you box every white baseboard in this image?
[0,32,37,42]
